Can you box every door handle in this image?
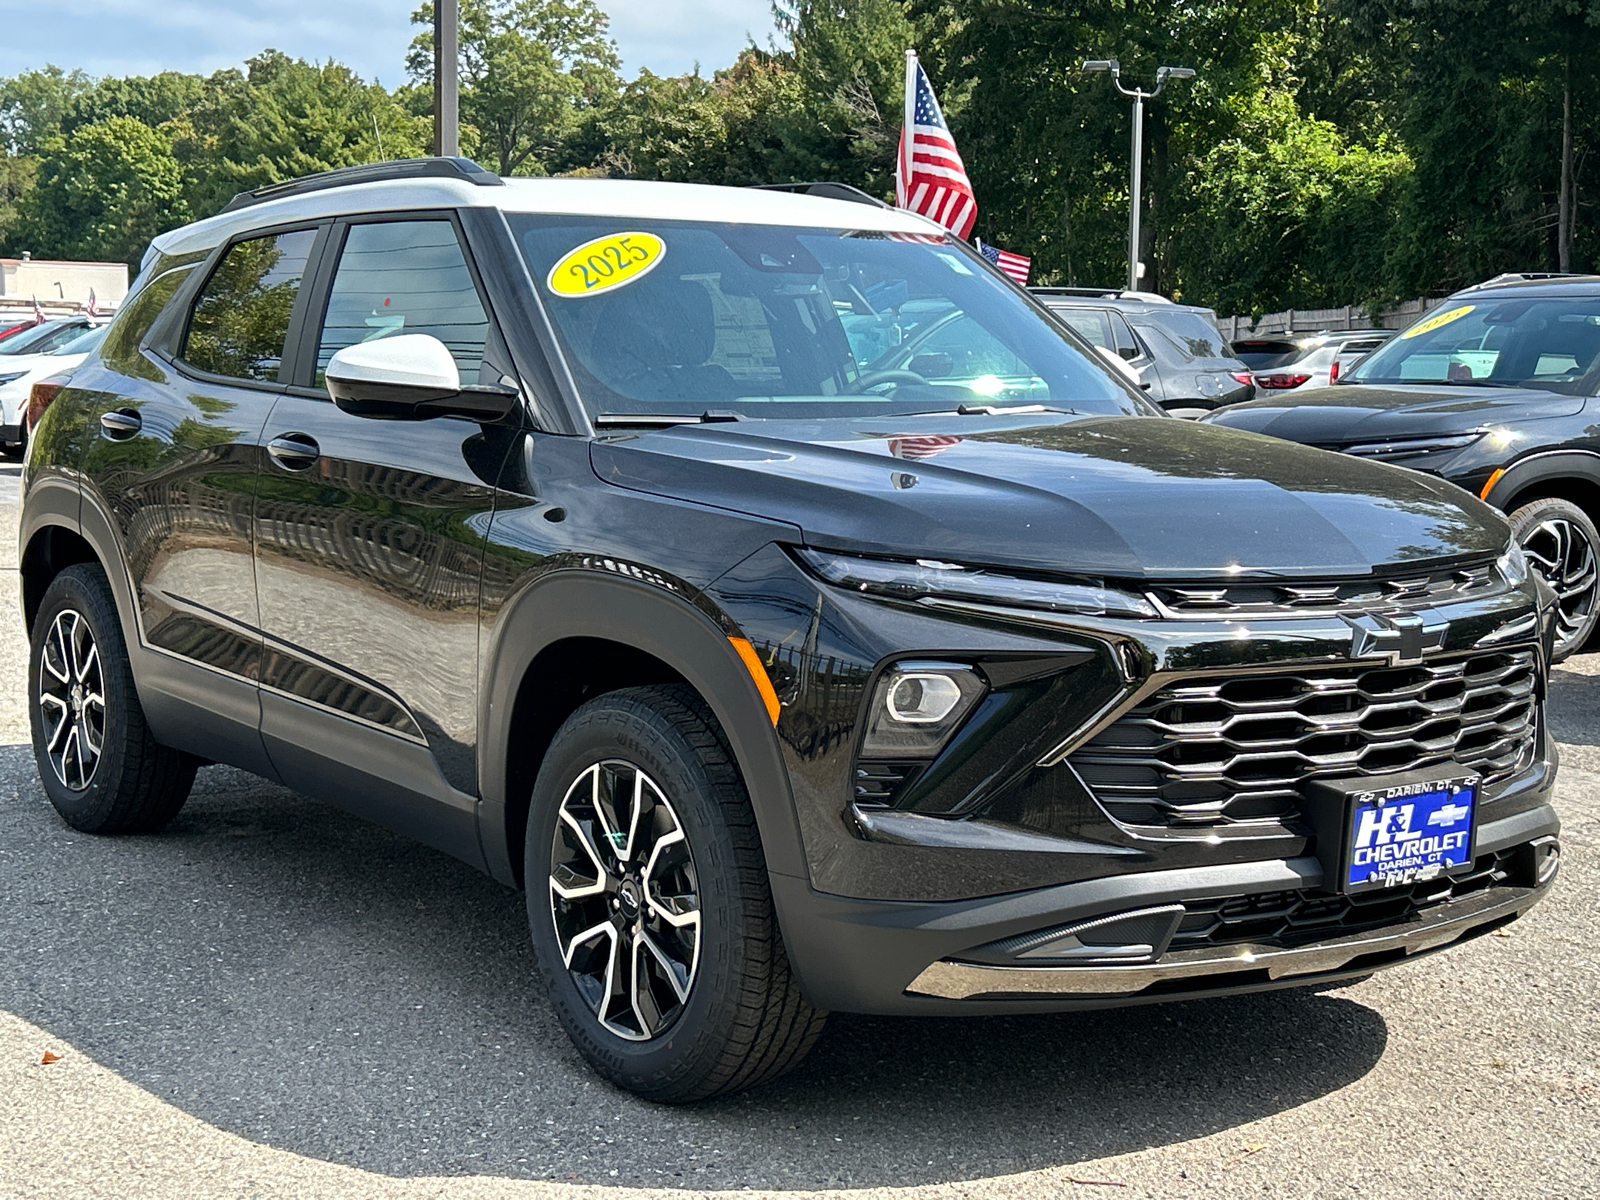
[267,433,320,471]
[99,409,141,439]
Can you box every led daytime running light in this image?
[799,549,1157,619]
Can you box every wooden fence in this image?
[1220,296,1449,339]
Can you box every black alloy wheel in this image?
[29,564,196,833]
[1510,497,1600,662]
[526,684,825,1102]
[548,759,701,1040]
[37,607,105,791]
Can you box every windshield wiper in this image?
[953,403,1090,417]
[594,410,747,428]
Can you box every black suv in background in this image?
[1032,287,1254,416]
[20,160,1560,1102]
[1209,274,1600,661]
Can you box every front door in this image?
[252,216,515,865]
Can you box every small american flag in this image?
[976,239,1031,285]
[85,290,99,317]
[31,295,44,325]
[896,53,976,239]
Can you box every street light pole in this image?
[434,0,460,158]
[1082,60,1194,292]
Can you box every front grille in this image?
[1170,849,1517,951]
[1145,563,1498,619]
[1070,647,1539,828]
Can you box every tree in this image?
[408,0,620,174]
[0,66,92,155]
[179,52,429,216]
[12,116,188,266]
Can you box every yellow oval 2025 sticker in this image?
[1401,304,1474,339]
[547,232,665,298]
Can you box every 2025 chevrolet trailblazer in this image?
[19,159,1561,1101]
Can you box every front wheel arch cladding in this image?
[477,569,804,889]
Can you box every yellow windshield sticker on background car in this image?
[1401,304,1474,339]
[547,232,665,298]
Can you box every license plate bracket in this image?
[1306,766,1480,895]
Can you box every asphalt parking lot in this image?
[0,459,1596,1200]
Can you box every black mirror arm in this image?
[417,383,522,422]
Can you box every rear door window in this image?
[181,229,318,383]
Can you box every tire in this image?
[28,563,196,833]
[1508,497,1600,662]
[525,683,826,1102]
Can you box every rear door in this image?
[252,214,517,866]
[76,223,325,778]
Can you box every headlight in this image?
[1342,432,1485,460]
[0,371,27,387]
[1498,541,1530,587]
[860,661,987,758]
[797,549,1157,619]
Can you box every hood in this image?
[1205,382,1584,444]
[591,413,1508,580]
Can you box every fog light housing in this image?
[861,661,986,758]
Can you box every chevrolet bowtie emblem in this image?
[1343,611,1449,665]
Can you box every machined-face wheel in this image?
[37,608,105,792]
[1520,514,1599,655]
[548,760,701,1041]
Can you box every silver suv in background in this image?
[1032,287,1254,418]
[1233,329,1393,393]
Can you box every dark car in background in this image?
[1032,287,1253,417]
[1209,274,1600,660]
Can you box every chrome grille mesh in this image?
[1070,647,1539,828]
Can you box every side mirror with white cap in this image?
[324,333,519,422]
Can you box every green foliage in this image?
[1170,90,1411,313]
[13,116,188,266]
[0,0,1594,311]
[408,0,620,173]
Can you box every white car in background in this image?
[0,324,108,456]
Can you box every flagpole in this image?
[899,48,917,209]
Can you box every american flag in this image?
[896,55,976,239]
[976,239,1031,285]
[85,289,99,317]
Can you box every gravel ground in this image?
[0,460,1596,1200]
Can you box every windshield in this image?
[1348,297,1600,392]
[510,216,1143,421]
[53,325,106,355]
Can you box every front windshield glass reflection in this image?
[1348,296,1600,393]
[511,216,1145,421]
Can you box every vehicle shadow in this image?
[0,748,1388,1190]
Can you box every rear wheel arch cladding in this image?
[480,571,807,888]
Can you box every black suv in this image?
[1208,275,1600,661]
[20,160,1561,1102]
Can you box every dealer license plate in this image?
[1308,768,1479,895]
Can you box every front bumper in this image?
[777,797,1559,1015]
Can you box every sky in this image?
[0,0,782,87]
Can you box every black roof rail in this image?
[750,182,890,209]
[220,156,503,214]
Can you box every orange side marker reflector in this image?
[1480,467,1506,502]
[729,637,781,726]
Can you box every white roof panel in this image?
[149,175,943,261]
